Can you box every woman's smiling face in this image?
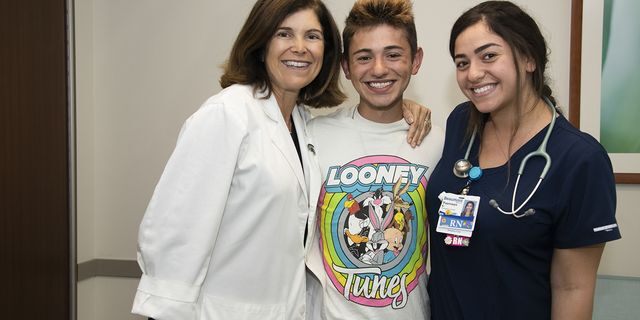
[264,8,325,99]
[453,21,526,115]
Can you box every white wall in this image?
[75,0,95,265]
[78,278,144,320]
[600,185,640,276]
[75,0,640,319]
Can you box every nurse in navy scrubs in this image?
[426,1,621,319]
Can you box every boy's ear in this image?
[341,58,351,80]
[411,47,424,75]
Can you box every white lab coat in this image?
[132,84,322,320]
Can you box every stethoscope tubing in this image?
[454,96,557,217]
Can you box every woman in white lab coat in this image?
[132,0,343,318]
[131,0,429,319]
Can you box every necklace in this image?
[490,121,510,162]
[489,118,538,161]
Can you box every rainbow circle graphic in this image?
[318,155,428,307]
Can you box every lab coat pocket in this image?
[200,294,285,320]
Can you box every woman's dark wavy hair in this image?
[449,1,557,139]
[220,0,346,108]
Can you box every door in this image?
[0,0,72,318]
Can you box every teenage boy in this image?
[305,0,444,318]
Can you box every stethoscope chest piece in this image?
[453,159,472,178]
[454,126,479,179]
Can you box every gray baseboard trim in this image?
[77,259,141,281]
[77,259,640,284]
[596,274,640,281]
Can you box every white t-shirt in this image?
[306,105,444,319]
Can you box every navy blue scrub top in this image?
[426,102,621,320]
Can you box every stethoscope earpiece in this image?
[523,208,536,217]
[490,199,537,218]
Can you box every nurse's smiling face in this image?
[452,21,531,116]
[264,8,325,99]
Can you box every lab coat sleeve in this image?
[132,100,246,319]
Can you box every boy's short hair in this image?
[342,0,417,59]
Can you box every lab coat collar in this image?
[258,93,308,200]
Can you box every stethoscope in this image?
[452,96,557,218]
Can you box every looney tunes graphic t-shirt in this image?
[306,105,444,319]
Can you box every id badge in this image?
[436,192,480,247]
